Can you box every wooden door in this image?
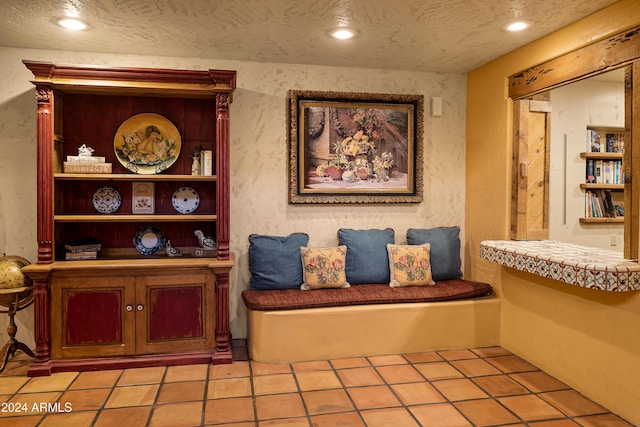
[135,271,215,355]
[51,275,136,359]
[511,100,551,240]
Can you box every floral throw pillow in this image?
[387,243,435,287]
[300,246,351,290]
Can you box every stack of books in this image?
[65,238,102,260]
[63,154,112,174]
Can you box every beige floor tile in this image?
[347,385,401,410]
[0,376,29,394]
[209,361,250,379]
[403,351,444,363]
[59,387,111,411]
[0,415,43,427]
[117,366,165,385]
[37,410,97,427]
[253,373,298,395]
[19,372,78,393]
[432,378,488,401]
[367,354,408,366]
[105,384,160,408]
[529,420,581,426]
[69,369,122,389]
[454,399,520,426]
[510,371,570,392]
[302,389,354,415]
[414,362,464,380]
[157,380,206,403]
[255,393,306,420]
[148,401,203,427]
[207,377,252,399]
[296,370,341,391]
[472,375,529,396]
[164,364,209,383]
[574,414,636,426]
[259,417,311,426]
[291,360,332,372]
[438,349,478,361]
[376,364,424,384]
[93,406,152,427]
[450,358,502,377]
[539,390,608,417]
[336,367,384,387]
[410,403,472,427]
[330,357,370,369]
[391,382,446,405]
[471,346,513,358]
[361,407,420,427]
[499,395,566,421]
[204,396,255,424]
[309,412,365,427]
[486,355,538,373]
[251,361,292,376]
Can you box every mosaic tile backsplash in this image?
[480,240,640,292]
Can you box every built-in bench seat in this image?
[242,280,500,363]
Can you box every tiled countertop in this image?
[480,240,640,292]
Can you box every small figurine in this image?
[194,229,216,249]
[78,144,95,157]
[192,145,202,175]
[165,240,182,257]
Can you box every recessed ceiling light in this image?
[505,20,533,32]
[330,28,356,40]
[57,18,87,31]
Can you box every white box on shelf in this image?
[132,182,155,214]
[201,150,213,176]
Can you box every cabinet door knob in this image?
[137,304,144,311]
[125,305,133,312]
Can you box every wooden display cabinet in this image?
[21,61,236,376]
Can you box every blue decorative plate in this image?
[172,186,200,214]
[133,225,166,255]
[92,186,121,214]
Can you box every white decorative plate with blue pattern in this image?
[133,225,166,255]
[172,186,200,214]
[92,186,122,214]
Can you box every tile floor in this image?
[0,341,634,426]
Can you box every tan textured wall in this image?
[466,1,640,423]
[0,47,468,345]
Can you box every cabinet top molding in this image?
[22,60,236,98]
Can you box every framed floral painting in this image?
[288,90,424,204]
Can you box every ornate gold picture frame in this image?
[288,90,424,204]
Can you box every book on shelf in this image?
[201,150,213,176]
[66,155,106,163]
[64,238,102,253]
[587,129,602,152]
[587,129,624,153]
[65,250,98,260]
[585,189,617,218]
[605,133,624,153]
[63,161,112,174]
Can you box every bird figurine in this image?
[194,229,216,249]
[165,240,182,257]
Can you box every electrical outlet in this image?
[610,234,618,246]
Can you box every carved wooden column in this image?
[216,92,231,260]
[35,85,53,264]
[211,265,231,364]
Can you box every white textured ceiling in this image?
[0,0,619,74]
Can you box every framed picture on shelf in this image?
[132,182,155,214]
[288,90,424,204]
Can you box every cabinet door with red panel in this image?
[135,271,214,355]
[51,275,136,359]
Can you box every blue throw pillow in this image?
[338,228,394,284]
[406,226,462,281]
[248,233,309,290]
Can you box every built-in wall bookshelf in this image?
[580,127,624,224]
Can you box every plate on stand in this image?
[133,225,166,255]
[172,187,200,214]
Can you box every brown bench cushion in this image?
[242,279,493,311]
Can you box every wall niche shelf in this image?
[21,60,236,376]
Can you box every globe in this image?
[0,256,31,290]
